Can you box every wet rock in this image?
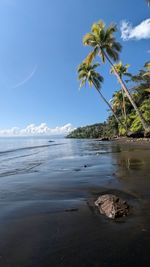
[127,131,144,138]
[95,194,129,219]
[144,128,150,138]
[100,137,110,141]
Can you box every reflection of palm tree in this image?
[78,62,122,125]
[110,62,130,132]
[83,20,149,134]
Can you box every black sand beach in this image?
[0,139,150,267]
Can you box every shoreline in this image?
[110,137,150,145]
[0,139,150,266]
[91,136,150,146]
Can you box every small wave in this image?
[0,162,42,178]
[0,143,63,156]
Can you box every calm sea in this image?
[0,136,114,179]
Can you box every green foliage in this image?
[122,98,150,134]
[73,20,150,139]
[68,90,150,139]
[83,20,122,65]
[67,123,107,139]
[77,62,103,90]
[110,62,130,78]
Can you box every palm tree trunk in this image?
[103,50,149,132]
[96,89,123,126]
[122,88,128,133]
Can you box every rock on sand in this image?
[95,194,129,219]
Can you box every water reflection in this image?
[111,144,150,197]
[120,157,145,170]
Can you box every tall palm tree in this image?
[83,20,149,134]
[78,62,122,125]
[110,62,130,132]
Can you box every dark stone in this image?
[144,128,150,138]
[95,194,129,219]
[100,137,110,141]
[127,131,144,138]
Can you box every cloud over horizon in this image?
[0,123,75,137]
[120,19,150,40]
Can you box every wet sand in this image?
[0,141,150,267]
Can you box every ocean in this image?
[0,136,116,180]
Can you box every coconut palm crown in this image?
[110,62,130,78]
[83,20,122,65]
[78,62,103,90]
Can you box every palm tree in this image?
[110,62,130,132]
[146,0,150,7]
[78,62,122,125]
[83,20,149,135]
[129,62,150,93]
[111,90,125,116]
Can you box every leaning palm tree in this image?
[78,62,122,125]
[83,20,149,134]
[110,62,130,132]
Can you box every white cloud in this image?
[0,123,75,136]
[120,19,150,41]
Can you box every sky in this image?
[0,0,149,135]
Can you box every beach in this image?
[0,137,150,266]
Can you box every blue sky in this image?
[0,0,149,132]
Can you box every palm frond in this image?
[97,20,105,29]
[112,41,122,52]
[105,23,117,40]
[106,47,119,62]
[83,33,96,47]
[144,61,150,69]
[84,50,97,65]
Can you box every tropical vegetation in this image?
[78,62,122,125]
[72,20,150,139]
